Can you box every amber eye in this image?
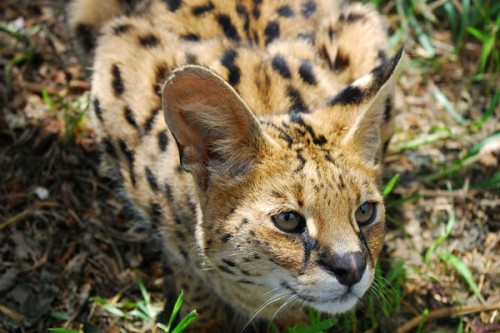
[271,211,306,233]
[355,202,377,227]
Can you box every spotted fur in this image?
[68,0,402,331]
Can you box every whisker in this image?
[240,290,288,333]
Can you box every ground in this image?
[0,1,499,333]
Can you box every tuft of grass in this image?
[157,290,198,333]
[424,191,456,263]
[438,251,485,302]
[49,275,196,333]
[41,90,89,144]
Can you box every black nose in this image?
[318,251,366,287]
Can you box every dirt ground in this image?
[0,1,499,333]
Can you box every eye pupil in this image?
[272,211,305,233]
[355,202,377,226]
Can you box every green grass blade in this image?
[42,89,57,111]
[472,171,500,189]
[430,84,466,124]
[171,310,198,333]
[416,308,429,333]
[166,290,185,332]
[472,90,499,129]
[408,15,435,57]
[48,329,82,333]
[383,174,400,197]
[425,132,500,182]
[457,0,471,50]
[466,26,485,42]
[425,202,455,263]
[438,251,485,302]
[387,193,421,209]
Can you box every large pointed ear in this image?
[328,47,404,164]
[162,65,266,189]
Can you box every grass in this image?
[41,89,89,145]
[49,275,197,333]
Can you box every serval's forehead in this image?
[260,112,332,149]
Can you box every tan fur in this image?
[68,0,402,330]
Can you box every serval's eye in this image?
[271,211,306,233]
[355,202,377,227]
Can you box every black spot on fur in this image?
[164,0,182,12]
[327,86,363,105]
[217,14,241,42]
[333,50,350,71]
[265,122,294,147]
[192,2,214,16]
[271,55,292,79]
[139,34,160,47]
[179,248,189,260]
[124,107,139,129]
[377,49,388,63]
[150,202,163,224]
[236,4,251,41]
[111,64,125,96]
[384,97,392,121]
[164,183,174,201]
[154,63,170,95]
[252,0,262,19]
[287,86,308,113]
[319,45,333,70]
[145,167,159,192]
[144,109,160,133]
[113,24,131,35]
[299,60,317,85]
[237,279,255,285]
[158,131,169,151]
[118,140,134,165]
[93,98,103,122]
[181,33,200,41]
[294,149,307,172]
[102,138,117,158]
[277,5,294,17]
[222,258,236,267]
[264,21,280,45]
[118,140,136,186]
[185,53,198,64]
[176,230,186,240]
[220,49,241,86]
[75,24,95,53]
[221,233,232,243]
[290,113,327,146]
[340,12,365,23]
[328,26,336,40]
[242,218,249,224]
[336,176,344,191]
[217,265,235,275]
[301,0,316,18]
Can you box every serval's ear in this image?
[162,65,267,189]
[328,47,403,164]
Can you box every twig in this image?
[0,304,24,322]
[397,303,500,333]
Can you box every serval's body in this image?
[68,0,402,330]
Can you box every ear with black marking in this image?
[162,65,267,189]
[329,47,403,164]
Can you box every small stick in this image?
[397,303,500,333]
